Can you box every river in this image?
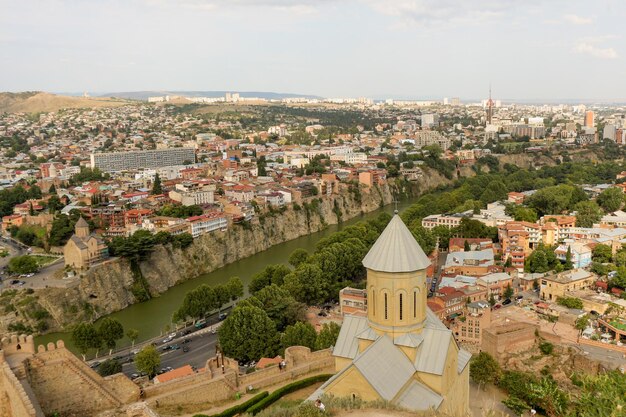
[36,199,419,352]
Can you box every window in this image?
[413,291,417,318]
[371,290,375,316]
[399,294,403,321]
[384,293,388,320]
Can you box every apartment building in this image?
[186,213,228,238]
[91,148,196,172]
[452,301,491,345]
[339,287,367,316]
[540,269,596,302]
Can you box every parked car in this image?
[515,295,523,300]
[181,338,191,344]
[183,346,190,353]
[493,304,502,310]
[131,373,139,379]
[503,299,512,305]
[89,361,100,369]
[170,344,180,350]
[218,313,228,321]
[169,332,177,339]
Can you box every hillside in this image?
[0,91,132,113]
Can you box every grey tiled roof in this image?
[353,335,414,401]
[394,379,443,411]
[362,215,431,273]
[333,315,370,359]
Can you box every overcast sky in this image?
[1,0,625,101]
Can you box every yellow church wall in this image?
[367,269,428,336]
[357,339,374,355]
[334,357,352,372]
[324,366,380,402]
[440,366,470,417]
[417,371,443,394]
[442,340,459,392]
[398,345,417,362]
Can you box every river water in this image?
[36,199,419,352]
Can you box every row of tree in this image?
[71,318,138,360]
[172,277,244,323]
[107,229,194,260]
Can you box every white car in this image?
[169,332,177,339]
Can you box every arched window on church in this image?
[413,290,417,318]
[370,287,376,317]
[399,293,403,321]
[384,293,388,320]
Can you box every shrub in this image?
[246,374,332,415]
[197,391,269,417]
[539,341,554,355]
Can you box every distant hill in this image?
[99,91,322,101]
[0,92,131,113]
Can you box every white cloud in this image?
[574,42,617,59]
[563,14,592,25]
[364,0,521,25]
[141,0,333,13]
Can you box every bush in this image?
[197,391,269,417]
[556,296,583,309]
[246,374,332,415]
[539,341,554,355]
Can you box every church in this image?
[63,216,109,270]
[310,214,470,415]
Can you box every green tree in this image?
[282,322,317,351]
[98,318,124,355]
[409,224,436,255]
[489,293,496,307]
[613,250,626,267]
[504,284,514,299]
[556,296,583,309]
[151,173,163,195]
[126,328,139,347]
[564,246,574,270]
[464,240,471,251]
[574,200,602,227]
[283,263,329,305]
[470,352,501,387]
[249,264,292,294]
[135,345,161,378]
[575,314,589,334]
[512,207,538,223]
[98,359,122,376]
[218,305,279,362]
[71,323,101,360]
[226,276,244,302]
[7,255,38,274]
[596,186,623,212]
[315,322,341,350]
[288,248,309,268]
[592,244,613,263]
[254,284,304,331]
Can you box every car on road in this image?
[195,319,207,329]
[89,361,100,369]
[502,299,512,305]
[10,279,19,285]
[218,313,228,321]
[515,295,523,300]
[169,332,177,339]
[131,349,139,355]
[183,329,192,335]
[162,336,173,344]
[162,345,171,352]
[183,346,190,353]
[170,344,180,350]
[181,338,191,344]
[131,373,139,379]
[493,304,502,310]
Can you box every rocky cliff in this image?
[12,181,403,332]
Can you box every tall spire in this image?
[362,215,431,273]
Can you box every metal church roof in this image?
[362,214,431,273]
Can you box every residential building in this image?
[452,301,491,345]
[443,249,495,277]
[554,242,592,268]
[90,148,196,172]
[339,287,367,316]
[186,213,228,238]
[540,269,596,302]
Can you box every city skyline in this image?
[1,0,625,100]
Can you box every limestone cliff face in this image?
[20,182,398,332]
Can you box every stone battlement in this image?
[0,334,35,358]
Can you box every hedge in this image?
[246,374,332,415]
[193,391,269,417]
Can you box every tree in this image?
[409,224,436,255]
[556,296,583,309]
[504,284,514,299]
[126,328,139,347]
[596,186,623,212]
[592,244,613,263]
[512,207,538,223]
[135,345,161,378]
[283,263,329,305]
[315,322,341,350]
[574,201,602,227]
[98,318,124,355]
[218,305,279,362]
[282,322,317,351]
[564,246,574,270]
[464,240,471,251]
[226,276,244,302]
[7,255,38,274]
[288,248,309,268]
[575,314,589,335]
[489,293,496,307]
[249,264,292,294]
[613,250,626,267]
[71,323,101,360]
[470,352,501,387]
[151,173,163,195]
[98,359,122,377]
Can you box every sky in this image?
[1,0,625,101]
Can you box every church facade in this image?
[310,214,470,415]
[63,217,109,270]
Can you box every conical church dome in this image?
[362,214,431,273]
